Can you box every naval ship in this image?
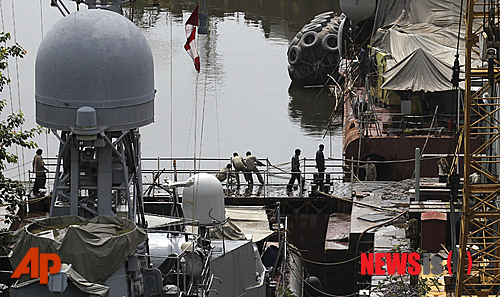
[6,1,290,296]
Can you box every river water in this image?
[0,0,342,178]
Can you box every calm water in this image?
[0,0,342,178]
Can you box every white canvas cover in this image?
[381,48,456,92]
[372,27,465,67]
[373,0,463,34]
[371,0,480,92]
[219,206,273,242]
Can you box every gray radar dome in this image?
[35,9,155,132]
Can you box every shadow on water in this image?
[287,84,339,136]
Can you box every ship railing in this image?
[24,156,348,199]
[139,157,346,198]
[384,113,460,135]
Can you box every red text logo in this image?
[11,247,61,284]
[360,252,472,276]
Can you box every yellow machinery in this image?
[457,0,500,295]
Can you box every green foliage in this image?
[373,274,431,297]
[0,100,41,171]
[0,32,41,230]
[276,286,297,297]
[372,244,435,296]
[0,33,25,91]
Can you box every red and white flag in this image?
[184,4,200,72]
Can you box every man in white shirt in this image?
[245,151,265,185]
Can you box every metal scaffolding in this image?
[457,0,500,295]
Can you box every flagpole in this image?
[184,4,201,174]
[170,4,173,175]
[194,71,198,174]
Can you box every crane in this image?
[457,0,500,295]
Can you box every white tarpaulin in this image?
[224,206,273,242]
[381,48,457,92]
[373,0,462,34]
[371,0,480,92]
[372,28,464,66]
[182,206,273,242]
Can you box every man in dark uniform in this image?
[287,148,304,192]
[315,144,326,191]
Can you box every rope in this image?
[267,162,291,174]
[347,167,405,192]
[346,155,444,164]
[271,160,292,167]
[45,129,50,179]
[4,170,29,179]
[169,6,173,167]
[39,0,44,37]
[0,1,4,33]
[354,211,409,291]
[181,9,199,174]
[27,194,49,203]
[0,193,48,206]
[315,190,405,213]
[347,169,371,189]
[449,129,464,176]
[184,74,197,166]
[198,67,208,169]
[10,0,27,184]
[3,160,31,172]
[296,246,374,266]
[10,0,19,110]
[456,0,464,55]
[215,65,221,168]
[0,1,19,181]
[193,17,199,173]
[419,105,439,158]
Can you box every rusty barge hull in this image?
[342,87,481,181]
[344,134,462,180]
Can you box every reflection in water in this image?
[128,0,340,41]
[126,0,343,162]
[102,0,343,140]
[287,84,338,136]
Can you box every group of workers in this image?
[285,143,329,193]
[217,144,378,191]
[216,151,265,186]
[216,144,330,192]
[32,144,378,197]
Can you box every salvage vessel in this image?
[288,0,481,180]
[341,0,482,181]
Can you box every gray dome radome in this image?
[35,9,155,131]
